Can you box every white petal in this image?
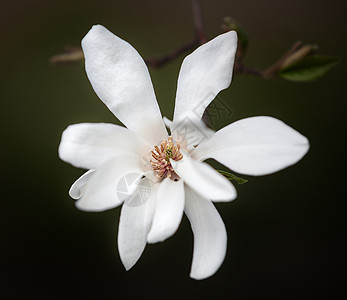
[184,186,227,280]
[192,116,310,176]
[82,25,167,145]
[171,152,237,202]
[173,31,237,122]
[69,170,95,199]
[147,178,185,243]
[169,113,215,150]
[118,181,158,270]
[163,116,173,128]
[59,123,151,170]
[75,154,145,212]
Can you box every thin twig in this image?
[233,41,304,79]
[49,1,306,80]
[145,39,199,68]
[49,40,305,80]
[234,63,266,78]
[50,49,83,65]
[145,0,207,67]
[263,40,303,78]
[192,0,207,44]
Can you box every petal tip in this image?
[228,188,238,202]
[88,24,106,35]
[146,235,161,244]
[82,24,109,49]
[224,29,238,41]
[119,252,139,272]
[189,270,215,281]
[147,229,174,244]
[69,188,81,200]
[74,200,90,212]
[91,24,104,30]
[57,124,77,163]
[189,255,225,280]
[74,199,116,212]
[123,262,133,271]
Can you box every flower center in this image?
[150,136,183,179]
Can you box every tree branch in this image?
[262,40,303,78]
[233,41,304,79]
[145,39,199,68]
[49,1,309,80]
[192,0,207,44]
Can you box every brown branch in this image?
[144,0,207,67]
[233,41,306,79]
[49,40,307,81]
[50,48,83,65]
[145,39,199,68]
[262,41,303,78]
[49,1,310,80]
[192,0,207,44]
[50,0,205,68]
[234,62,266,78]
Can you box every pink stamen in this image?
[150,136,183,180]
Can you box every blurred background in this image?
[1,0,346,298]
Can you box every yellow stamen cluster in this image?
[150,136,183,179]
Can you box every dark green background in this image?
[1,0,345,298]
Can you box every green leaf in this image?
[279,55,340,82]
[217,170,248,185]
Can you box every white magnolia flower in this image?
[59,25,309,280]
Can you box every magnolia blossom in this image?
[59,25,309,280]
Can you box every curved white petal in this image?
[59,123,151,170]
[147,178,185,243]
[184,186,227,280]
[82,25,167,145]
[173,31,237,122]
[69,170,95,199]
[192,116,310,176]
[169,113,215,150]
[163,116,173,128]
[118,181,158,270]
[75,154,145,212]
[171,152,237,202]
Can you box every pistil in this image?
[150,136,183,179]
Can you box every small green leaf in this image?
[279,55,340,82]
[281,44,318,69]
[217,170,248,185]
